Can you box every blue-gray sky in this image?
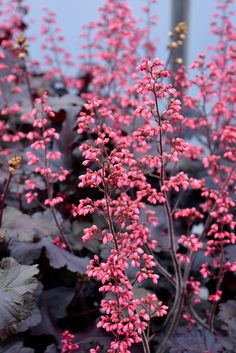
[25,0,235,70]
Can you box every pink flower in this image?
[61,330,79,353]
[44,196,63,207]
[209,290,222,302]
[178,234,203,252]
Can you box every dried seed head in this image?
[17,34,26,45]
[8,155,22,173]
[18,52,26,60]
[175,57,183,65]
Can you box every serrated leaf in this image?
[225,245,236,262]
[218,300,236,352]
[218,300,236,323]
[43,238,89,272]
[44,344,57,353]
[41,287,74,319]
[16,306,42,332]
[2,207,58,242]
[0,257,39,341]
[0,339,34,353]
[168,328,223,353]
[30,297,61,343]
[9,238,89,273]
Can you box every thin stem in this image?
[187,303,209,331]
[151,81,183,352]
[209,243,225,332]
[156,296,184,353]
[0,173,12,227]
[145,245,176,287]
[141,331,151,353]
[41,121,72,252]
[101,160,119,252]
[208,272,224,332]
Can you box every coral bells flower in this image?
[174,207,204,221]
[61,330,79,353]
[209,290,222,302]
[200,263,211,279]
[178,234,203,252]
[44,196,63,207]
[90,347,101,353]
[53,236,67,249]
[141,293,168,317]
[176,253,191,264]
[25,191,38,204]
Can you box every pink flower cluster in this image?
[0,0,236,352]
[25,92,69,206]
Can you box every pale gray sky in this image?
[25,1,235,70]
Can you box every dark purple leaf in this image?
[168,328,223,353]
[40,287,74,319]
[30,297,61,343]
[0,257,39,341]
[9,238,89,273]
[44,344,58,353]
[0,339,34,353]
[16,306,42,332]
[218,300,236,352]
[2,207,58,242]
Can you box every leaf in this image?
[30,297,61,343]
[42,238,89,272]
[0,339,34,353]
[9,238,89,273]
[2,207,58,242]
[9,240,43,265]
[16,306,42,332]
[168,328,223,353]
[44,344,58,353]
[218,300,236,352]
[225,245,236,262]
[78,324,112,348]
[0,257,39,341]
[219,300,236,323]
[40,287,74,319]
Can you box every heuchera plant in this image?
[0,0,235,352]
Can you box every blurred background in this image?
[24,0,236,71]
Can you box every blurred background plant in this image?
[0,1,235,353]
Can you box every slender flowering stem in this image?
[0,173,12,227]
[208,243,225,332]
[151,78,183,351]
